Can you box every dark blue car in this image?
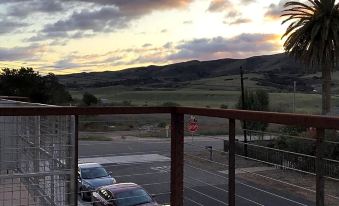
[78,163,116,201]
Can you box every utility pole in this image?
[293,81,296,113]
[240,66,248,157]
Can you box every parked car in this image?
[92,183,159,206]
[78,163,116,201]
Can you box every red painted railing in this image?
[1,106,339,206]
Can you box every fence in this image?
[1,105,339,206]
[223,140,339,178]
[0,100,76,206]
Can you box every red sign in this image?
[188,116,198,133]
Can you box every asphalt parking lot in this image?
[78,138,315,206]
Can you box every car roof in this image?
[78,163,103,168]
[99,183,141,193]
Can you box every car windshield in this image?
[81,167,108,179]
[114,188,153,206]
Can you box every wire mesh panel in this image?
[77,114,172,206]
[0,114,75,206]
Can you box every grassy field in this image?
[70,73,339,115]
[73,72,339,137]
[72,89,339,115]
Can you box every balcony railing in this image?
[1,106,339,206]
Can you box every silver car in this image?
[78,163,116,201]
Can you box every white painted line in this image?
[239,182,309,206]
[79,154,170,165]
[150,166,171,173]
[219,167,276,175]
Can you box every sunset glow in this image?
[0,0,288,74]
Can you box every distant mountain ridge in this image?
[58,53,318,89]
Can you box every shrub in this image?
[236,89,269,131]
[220,104,228,109]
[161,102,180,107]
[82,92,98,106]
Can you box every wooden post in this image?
[171,112,184,206]
[229,119,236,206]
[316,128,324,206]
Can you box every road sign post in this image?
[188,116,198,142]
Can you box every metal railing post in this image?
[170,111,184,206]
[74,115,79,205]
[229,118,236,206]
[316,128,324,206]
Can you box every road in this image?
[78,137,315,206]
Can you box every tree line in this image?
[0,67,72,105]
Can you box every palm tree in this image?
[282,0,339,115]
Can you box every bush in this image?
[0,68,72,105]
[158,122,167,128]
[82,92,98,106]
[220,104,228,109]
[122,100,132,106]
[161,102,180,107]
[236,89,269,131]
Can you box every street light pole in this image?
[240,66,248,157]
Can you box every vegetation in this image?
[236,89,269,131]
[282,0,339,114]
[79,135,112,141]
[0,68,72,105]
[82,92,98,106]
[220,104,228,109]
[161,102,181,107]
[273,126,339,161]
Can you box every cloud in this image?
[163,42,173,49]
[142,43,152,48]
[226,17,251,25]
[168,33,281,60]
[264,0,290,20]
[0,19,28,34]
[241,0,255,5]
[28,0,193,41]
[207,0,255,13]
[6,0,64,17]
[0,44,48,61]
[53,58,80,69]
[207,1,251,25]
[74,0,193,12]
[183,20,193,24]
[265,4,282,20]
[207,0,233,12]
[43,7,127,33]
[224,10,251,25]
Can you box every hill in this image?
[58,53,323,92]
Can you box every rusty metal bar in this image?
[1,106,339,129]
[170,111,184,206]
[316,128,324,206]
[73,115,79,206]
[0,106,172,116]
[228,118,236,206]
[177,107,339,129]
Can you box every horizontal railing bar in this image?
[0,106,172,116]
[176,107,339,129]
[1,106,339,129]
[0,170,72,179]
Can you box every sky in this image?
[0,0,290,74]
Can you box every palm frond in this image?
[282,0,339,67]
